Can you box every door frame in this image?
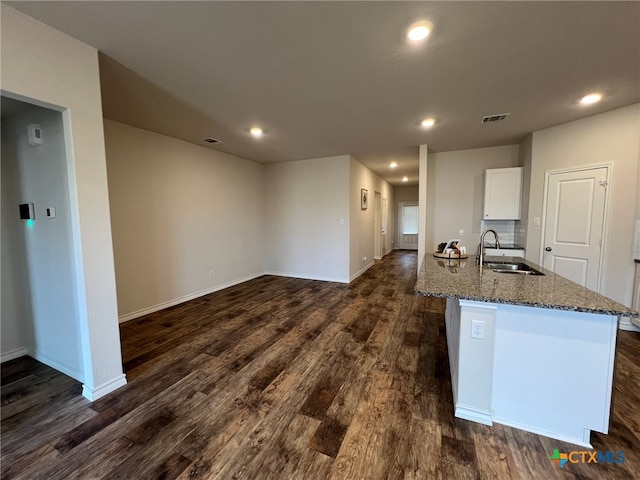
[374,191,382,260]
[539,162,612,292]
[381,196,388,257]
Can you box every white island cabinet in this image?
[445,297,617,447]
[416,254,638,447]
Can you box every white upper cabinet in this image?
[484,167,523,220]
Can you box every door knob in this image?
[545,247,552,252]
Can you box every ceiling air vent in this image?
[481,113,510,123]
[202,137,223,144]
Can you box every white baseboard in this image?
[493,416,592,448]
[119,266,378,324]
[118,272,265,323]
[0,347,28,363]
[1,347,85,383]
[454,404,493,426]
[265,271,349,284]
[82,374,127,401]
[619,317,640,332]
[30,348,85,383]
[349,261,375,282]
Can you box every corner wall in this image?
[526,104,640,306]
[264,156,350,282]
[1,4,125,399]
[105,120,265,320]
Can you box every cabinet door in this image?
[484,167,523,220]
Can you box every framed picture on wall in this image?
[361,188,368,210]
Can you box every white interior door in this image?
[374,192,382,259]
[398,202,419,250]
[542,166,608,291]
[382,197,388,255]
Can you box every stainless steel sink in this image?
[484,262,545,276]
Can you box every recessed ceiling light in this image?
[407,21,433,42]
[250,127,263,137]
[421,118,435,128]
[580,93,602,105]
[402,177,408,182]
[390,161,398,168]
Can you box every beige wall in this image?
[526,104,640,306]
[518,134,533,226]
[105,120,265,319]
[426,145,520,253]
[0,5,124,399]
[419,145,429,271]
[349,157,394,280]
[265,156,350,282]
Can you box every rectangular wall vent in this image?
[482,113,510,123]
[202,137,223,144]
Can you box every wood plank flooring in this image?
[2,250,639,479]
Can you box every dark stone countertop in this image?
[415,254,638,317]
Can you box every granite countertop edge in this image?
[415,290,636,317]
[415,254,639,318]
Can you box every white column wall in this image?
[1,5,125,399]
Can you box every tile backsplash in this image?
[481,219,527,247]
[515,219,528,247]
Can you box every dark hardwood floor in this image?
[2,250,639,479]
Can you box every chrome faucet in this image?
[478,229,501,266]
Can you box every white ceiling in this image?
[7,1,640,186]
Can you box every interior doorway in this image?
[381,197,388,256]
[1,96,84,381]
[398,202,419,250]
[374,191,382,259]
[541,165,609,291]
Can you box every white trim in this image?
[30,348,85,383]
[619,317,640,332]
[539,163,612,293]
[0,347,28,363]
[265,271,349,284]
[118,272,265,323]
[454,404,493,426]
[82,374,127,402]
[493,416,592,448]
[0,348,125,401]
[349,261,375,282]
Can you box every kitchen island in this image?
[415,254,639,447]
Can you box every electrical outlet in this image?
[471,320,485,339]
[209,270,214,279]
[459,229,464,236]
